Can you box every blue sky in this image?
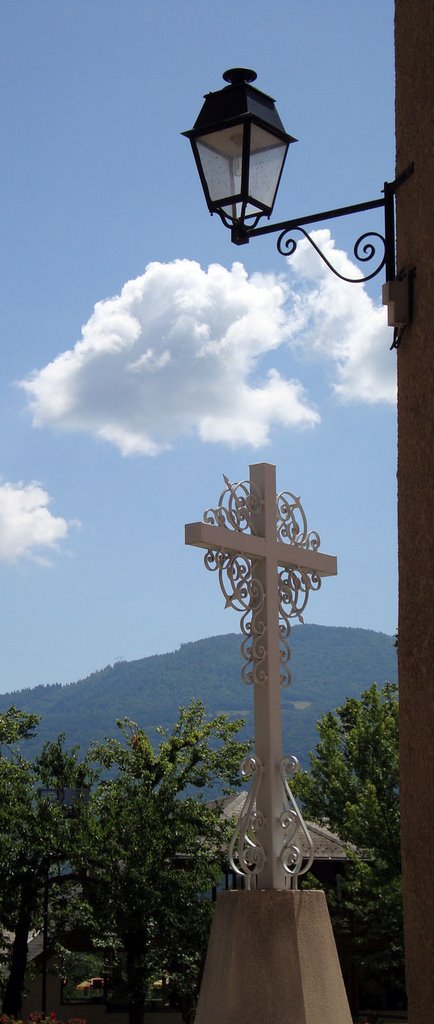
[0,0,396,694]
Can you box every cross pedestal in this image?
[186,463,352,1024]
[194,890,352,1024]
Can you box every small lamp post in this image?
[184,69,414,346]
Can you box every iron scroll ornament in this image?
[228,165,415,323]
[202,477,325,689]
[277,227,386,284]
[228,755,266,885]
[204,548,267,687]
[279,755,315,883]
[228,753,315,887]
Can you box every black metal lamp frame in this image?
[231,164,411,282]
[184,69,415,345]
[232,161,414,348]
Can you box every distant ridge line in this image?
[0,626,396,768]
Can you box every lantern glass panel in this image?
[248,125,288,209]
[196,123,245,203]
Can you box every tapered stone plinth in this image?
[195,889,352,1024]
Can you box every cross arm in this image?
[185,521,337,577]
[185,521,266,559]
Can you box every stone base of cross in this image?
[185,463,337,891]
[194,889,353,1024]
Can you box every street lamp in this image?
[182,68,296,233]
[183,69,414,345]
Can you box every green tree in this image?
[78,700,249,1024]
[0,708,93,1016]
[293,682,403,986]
[0,708,40,1011]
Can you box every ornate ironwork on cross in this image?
[185,463,337,890]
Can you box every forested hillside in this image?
[0,625,397,766]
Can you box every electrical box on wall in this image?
[382,278,411,328]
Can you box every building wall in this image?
[395,2,434,1022]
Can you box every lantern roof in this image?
[185,68,297,144]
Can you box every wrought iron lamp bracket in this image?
[230,163,414,331]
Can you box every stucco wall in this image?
[395,2,434,1021]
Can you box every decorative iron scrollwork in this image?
[277,491,320,551]
[204,475,262,534]
[229,753,314,887]
[279,566,321,628]
[277,225,386,284]
[277,491,322,683]
[203,475,266,685]
[279,755,314,885]
[228,755,266,887]
[204,549,266,685]
[203,480,325,688]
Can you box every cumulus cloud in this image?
[285,230,395,404]
[19,259,318,456]
[20,239,394,457]
[0,481,76,564]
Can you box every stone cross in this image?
[185,463,337,890]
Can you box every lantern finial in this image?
[222,68,257,85]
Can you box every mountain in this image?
[0,625,397,768]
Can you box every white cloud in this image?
[19,259,319,456]
[0,481,76,564]
[19,241,395,458]
[285,230,396,404]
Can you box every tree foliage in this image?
[0,701,248,1024]
[293,683,403,984]
[0,709,94,1017]
[77,702,249,1024]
